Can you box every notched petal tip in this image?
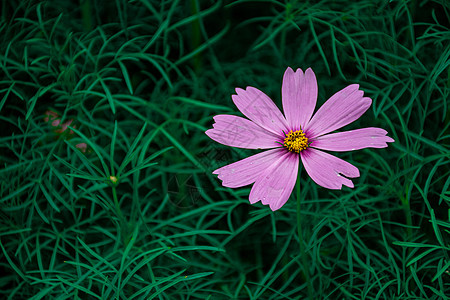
[304,67,316,78]
[234,86,255,95]
[293,68,304,74]
[349,83,360,91]
[269,201,283,211]
[284,66,294,74]
[341,176,355,189]
[362,96,372,106]
[234,87,244,94]
[301,148,360,190]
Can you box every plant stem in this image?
[296,169,313,299]
[112,184,128,241]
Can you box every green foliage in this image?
[0,0,449,298]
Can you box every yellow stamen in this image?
[283,130,309,153]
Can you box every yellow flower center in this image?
[283,130,309,153]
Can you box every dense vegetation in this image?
[1,0,449,298]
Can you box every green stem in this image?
[296,170,313,299]
[403,197,413,240]
[401,184,413,241]
[80,0,93,31]
[112,184,128,240]
[190,0,202,72]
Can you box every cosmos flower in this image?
[206,67,394,211]
[44,110,87,153]
[44,110,75,135]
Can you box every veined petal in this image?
[249,151,299,211]
[213,148,285,188]
[305,84,372,138]
[311,127,395,152]
[282,67,317,131]
[205,115,281,149]
[300,148,359,189]
[232,87,289,135]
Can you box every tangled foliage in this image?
[0,0,449,299]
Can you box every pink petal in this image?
[206,115,281,149]
[300,148,360,189]
[305,84,372,139]
[44,110,59,122]
[282,67,317,131]
[232,87,289,135]
[249,151,299,211]
[311,127,395,152]
[55,119,74,134]
[213,148,285,188]
[76,143,87,153]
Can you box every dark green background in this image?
[1,0,449,299]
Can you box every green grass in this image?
[1,0,449,299]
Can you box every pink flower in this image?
[44,110,75,135]
[75,143,87,153]
[55,119,74,134]
[44,110,59,123]
[206,67,394,211]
